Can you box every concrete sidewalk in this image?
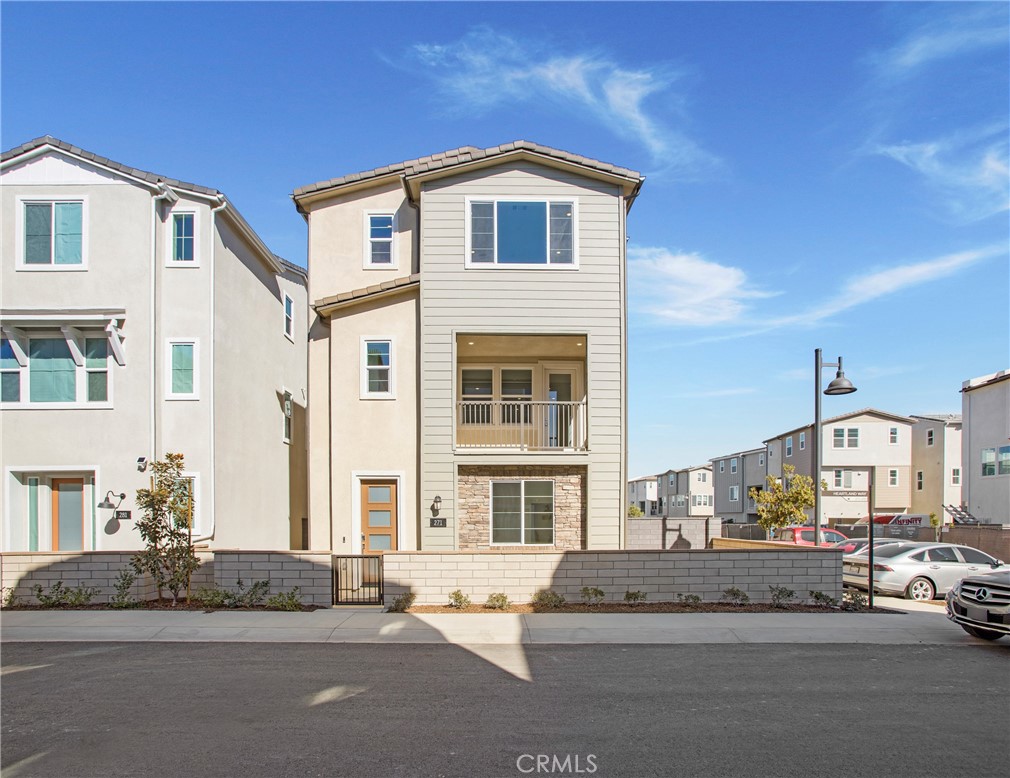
[0,602,982,646]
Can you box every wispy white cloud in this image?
[628,246,777,326]
[872,124,1009,222]
[400,27,720,176]
[869,6,1008,80]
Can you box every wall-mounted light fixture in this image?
[431,495,442,516]
[137,457,148,472]
[97,491,126,510]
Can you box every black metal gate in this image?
[333,555,383,605]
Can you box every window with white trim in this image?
[730,458,738,473]
[999,446,1010,475]
[282,390,293,444]
[786,437,793,457]
[171,213,196,263]
[916,471,924,491]
[467,198,576,266]
[889,427,898,445]
[283,294,294,340]
[166,340,198,400]
[758,453,765,466]
[491,480,554,545]
[19,199,85,268]
[833,469,853,489]
[833,427,859,448]
[719,461,725,473]
[697,471,707,482]
[364,213,395,268]
[668,474,675,486]
[729,485,740,502]
[799,432,806,451]
[926,429,934,446]
[981,448,996,476]
[173,473,202,536]
[677,495,686,507]
[361,339,393,399]
[1,331,112,406]
[951,468,960,486]
[889,469,899,487]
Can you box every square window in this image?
[847,428,859,448]
[23,201,83,266]
[491,480,554,545]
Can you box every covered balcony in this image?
[455,334,587,452]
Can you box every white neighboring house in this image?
[657,465,714,518]
[628,475,660,516]
[961,370,1010,524]
[1,136,308,554]
[909,414,963,521]
[764,408,916,523]
[295,141,643,552]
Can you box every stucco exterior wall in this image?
[962,373,1010,523]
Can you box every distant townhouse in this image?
[961,370,1010,524]
[712,448,766,524]
[1,136,307,553]
[909,414,963,520]
[294,141,643,552]
[764,408,916,523]
[628,475,660,516]
[657,465,713,519]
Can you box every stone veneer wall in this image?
[457,465,587,550]
[0,551,332,607]
[382,549,842,606]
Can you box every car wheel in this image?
[905,577,935,601]
[961,625,1006,641]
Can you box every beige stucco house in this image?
[909,414,963,520]
[961,370,1010,524]
[764,408,916,523]
[657,465,714,519]
[1,136,307,553]
[295,141,643,553]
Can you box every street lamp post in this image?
[813,349,857,547]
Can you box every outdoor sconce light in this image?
[431,495,442,516]
[137,457,148,472]
[97,491,126,510]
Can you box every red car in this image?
[773,526,848,546]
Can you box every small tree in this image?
[929,511,940,542]
[627,504,644,518]
[751,464,819,535]
[131,453,201,605]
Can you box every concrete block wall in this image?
[626,517,721,550]
[1,551,214,604]
[212,551,333,606]
[382,549,842,606]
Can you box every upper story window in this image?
[730,458,738,474]
[951,468,960,485]
[18,198,87,270]
[833,469,853,489]
[283,294,294,341]
[759,453,765,466]
[697,471,707,483]
[729,485,740,502]
[799,432,806,451]
[785,436,793,457]
[889,469,899,487]
[889,427,899,444]
[361,338,394,399]
[467,198,576,268]
[833,427,859,448]
[668,474,675,486]
[1,332,111,407]
[364,213,396,269]
[926,429,934,446]
[282,390,293,444]
[980,447,1010,477]
[916,471,924,491]
[172,213,196,263]
[166,340,199,400]
[719,461,725,473]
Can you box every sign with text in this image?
[114,510,132,521]
[429,517,447,528]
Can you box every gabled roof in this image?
[911,413,962,424]
[709,447,765,462]
[763,408,916,443]
[276,256,308,281]
[2,136,281,275]
[314,274,419,317]
[962,370,1010,393]
[293,140,644,209]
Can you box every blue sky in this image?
[3,2,1007,476]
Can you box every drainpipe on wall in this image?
[151,184,177,464]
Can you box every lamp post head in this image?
[824,370,857,395]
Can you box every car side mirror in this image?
[993,560,1004,568]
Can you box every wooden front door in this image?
[51,478,85,551]
[361,480,397,553]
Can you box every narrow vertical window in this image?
[926,430,934,446]
[916,471,924,491]
[549,202,573,264]
[85,338,108,402]
[981,448,996,476]
[833,429,845,448]
[999,446,1010,475]
[799,432,806,451]
[951,468,960,486]
[362,339,393,398]
[365,214,394,266]
[786,437,793,457]
[730,458,738,473]
[27,477,40,552]
[172,213,195,262]
[889,469,898,487]
[168,341,197,399]
[847,428,859,448]
[283,294,294,339]
[282,391,293,443]
[1,339,21,402]
[889,427,898,444]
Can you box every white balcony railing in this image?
[456,400,587,450]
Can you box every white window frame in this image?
[729,485,740,502]
[176,471,203,537]
[668,474,675,486]
[464,196,579,270]
[283,293,295,341]
[951,468,960,486]
[889,427,898,445]
[1,328,113,409]
[730,458,738,473]
[833,469,853,489]
[847,428,859,448]
[165,339,199,401]
[165,208,200,267]
[282,389,293,444]
[916,471,924,491]
[697,471,707,483]
[360,337,395,400]
[759,453,765,466]
[489,479,555,546]
[889,469,899,487]
[926,429,934,447]
[799,432,806,451]
[719,461,725,473]
[785,437,793,457]
[362,211,397,270]
[15,196,89,271]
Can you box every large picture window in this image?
[491,480,554,545]
[20,199,85,268]
[2,331,112,406]
[468,199,575,266]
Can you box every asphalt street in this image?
[2,641,1007,778]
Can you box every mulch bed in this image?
[407,602,898,614]
[3,598,320,612]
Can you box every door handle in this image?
[928,565,940,569]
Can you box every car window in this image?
[800,530,813,542]
[909,551,926,562]
[826,531,844,542]
[876,544,917,558]
[957,547,995,565]
[781,530,794,541]
[926,547,958,563]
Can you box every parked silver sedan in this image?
[843,542,1006,601]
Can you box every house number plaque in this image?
[429,517,447,528]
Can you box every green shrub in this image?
[485,592,511,610]
[624,590,646,605]
[809,590,839,607]
[388,592,416,612]
[676,593,702,607]
[110,569,139,609]
[447,589,471,609]
[769,585,796,608]
[2,587,17,609]
[191,587,230,608]
[231,579,271,608]
[721,587,751,605]
[32,581,99,607]
[580,586,605,606]
[266,588,303,611]
[531,590,566,608]
[842,590,868,611]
